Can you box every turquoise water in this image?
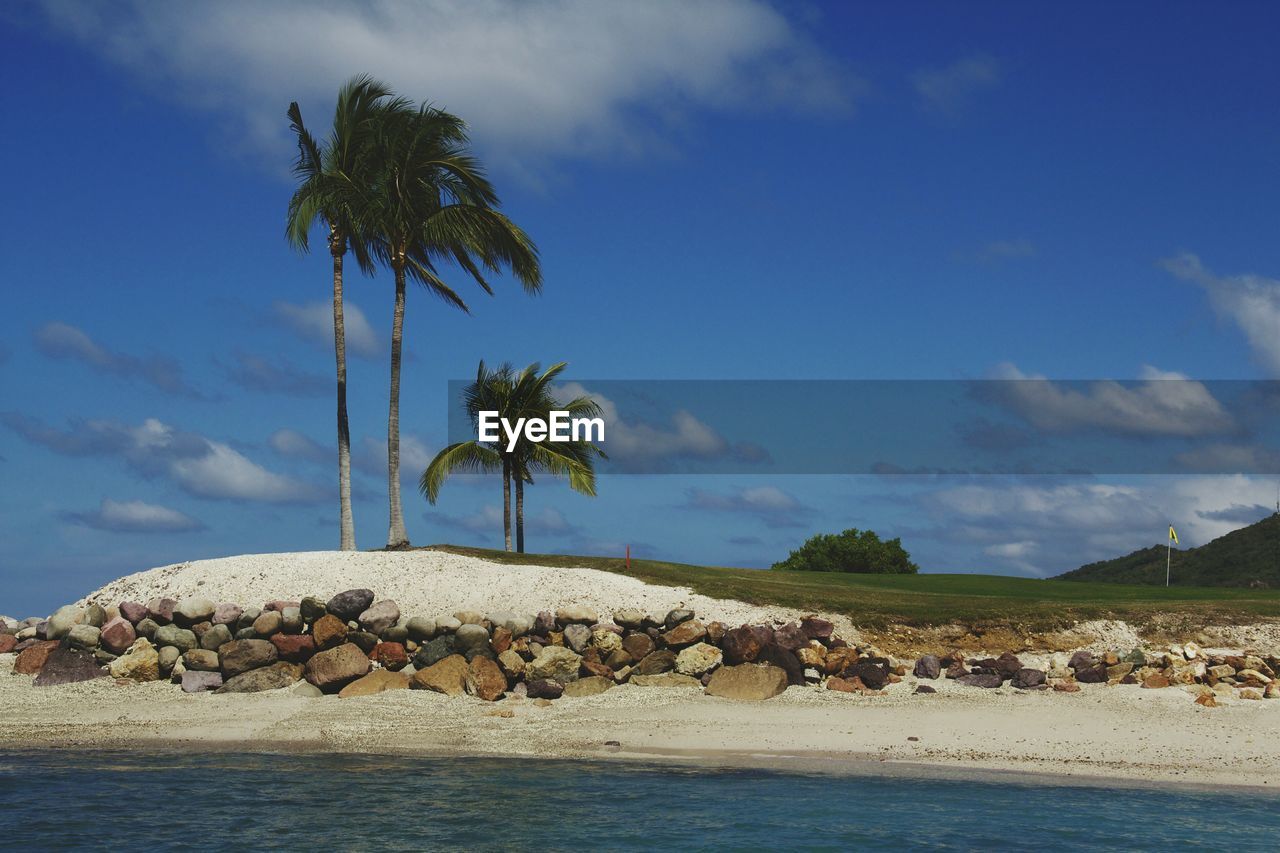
[0,750,1275,851]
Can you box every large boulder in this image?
[622,633,655,661]
[200,624,233,652]
[0,635,15,654]
[46,605,83,641]
[154,625,197,653]
[358,600,401,635]
[181,670,224,693]
[563,624,592,653]
[99,617,137,655]
[145,597,177,624]
[633,649,676,675]
[219,639,278,678]
[65,624,101,649]
[662,620,706,648]
[182,650,220,672]
[216,662,304,693]
[1011,668,1046,689]
[339,669,410,698]
[704,664,789,700]
[465,656,508,701]
[33,648,105,687]
[119,601,148,624]
[563,675,614,698]
[556,605,598,626]
[995,652,1023,680]
[722,626,771,664]
[525,646,582,684]
[497,649,526,679]
[630,673,701,688]
[913,655,941,680]
[800,615,834,641]
[454,623,490,650]
[311,614,348,649]
[82,604,107,628]
[271,633,316,663]
[299,597,327,624]
[675,643,723,677]
[370,642,408,671]
[664,608,695,628]
[174,597,215,627]
[405,617,436,642]
[413,636,455,669]
[410,654,469,696]
[14,640,60,674]
[773,622,807,652]
[212,603,243,626]
[304,643,370,693]
[526,679,564,699]
[326,589,375,622]
[956,673,1003,688]
[252,611,282,637]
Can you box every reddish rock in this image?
[409,654,468,696]
[271,633,317,663]
[491,627,513,655]
[823,646,861,675]
[800,615,834,641]
[1195,693,1218,708]
[304,642,371,693]
[33,648,106,686]
[773,622,807,651]
[466,656,508,701]
[826,676,859,693]
[526,678,563,699]
[722,626,772,664]
[99,617,137,655]
[1052,681,1081,693]
[312,614,349,649]
[220,639,278,677]
[633,649,676,675]
[212,603,243,626]
[119,601,148,624]
[264,600,300,613]
[622,633,655,661]
[661,619,706,648]
[369,642,408,671]
[13,640,59,675]
[0,635,16,654]
[580,659,614,680]
[338,669,409,698]
[705,621,727,644]
[146,597,176,624]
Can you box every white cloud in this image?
[34,321,203,397]
[274,300,382,358]
[37,0,854,171]
[1161,253,1280,376]
[355,434,434,479]
[987,363,1234,437]
[63,498,204,533]
[685,484,814,528]
[269,428,330,463]
[913,54,1000,113]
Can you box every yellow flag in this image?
[1169,525,1178,545]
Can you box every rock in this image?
[1265,682,1280,699]
[14,640,59,674]
[631,673,702,688]
[1010,668,1046,689]
[1074,664,1108,684]
[1183,641,1201,660]
[182,649,220,672]
[135,618,159,641]
[1142,673,1171,689]
[414,636,455,669]
[1053,681,1081,693]
[95,616,135,655]
[496,649,526,678]
[279,607,303,634]
[304,643,371,693]
[435,615,462,633]
[299,597,327,624]
[455,623,490,650]
[453,610,485,626]
[613,609,645,629]
[181,670,224,693]
[844,658,890,690]
[66,624,101,649]
[252,611,282,637]
[994,652,1023,680]
[219,639,278,677]
[236,607,261,631]
[370,642,409,671]
[157,645,180,676]
[291,680,324,697]
[915,684,937,694]
[46,605,83,641]
[591,629,623,656]
[826,676,860,693]
[824,647,861,675]
[200,624,233,652]
[174,598,215,626]
[358,600,401,635]
[800,615,834,641]
[339,669,410,698]
[1106,663,1134,682]
[563,624,592,653]
[526,646,582,684]
[773,622,807,652]
[106,639,159,681]
[1068,651,1096,671]
[622,633,655,661]
[526,679,564,699]
[119,601,148,624]
[0,635,15,654]
[533,611,556,634]
[410,654,469,696]
[153,625,198,653]
[662,619,706,648]
[489,612,532,636]
[957,673,1003,688]
[490,627,513,654]
[33,647,105,686]
[556,606,598,626]
[676,643,723,677]
[633,649,677,675]
[913,655,941,679]
[312,614,349,649]
[563,675,614,697]
[82,604,107,628]
[215,662,304,693]
[1239,688,1263,700]
[664,608,695,628]
[1195,693,1218,708]
[146,597,177,624]
[406,617,436,641]
[212,603,243,626]
[722,626,771,664]
[326,589,375,622]
[581,658,614,680]
[465,656,508,701]
[704,664,789,700]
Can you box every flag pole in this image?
[1166,537,1171,588]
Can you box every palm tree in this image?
[285,75,394,551]
[368,105,541,549]
[422,361,602,551]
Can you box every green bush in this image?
[772,528,918,574]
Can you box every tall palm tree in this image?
[422,361,602,551]
[285,75,394,551]
[368,105,541,549]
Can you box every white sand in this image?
[80,550,860,638]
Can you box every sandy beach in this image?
[3,550,1278,790]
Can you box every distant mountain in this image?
[1057,513,1280,587]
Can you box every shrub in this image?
[771,528,918,574]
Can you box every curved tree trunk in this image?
[331,232,356,551]
[502,458,512,551]
[386,263,409,548]
[515,474,525,553]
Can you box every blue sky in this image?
[4,1,1280,615]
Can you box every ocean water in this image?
[0,750,1275,851]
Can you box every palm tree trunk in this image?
[386,263,409,548]
[502,458,512,551]
[515,474,525,553]
[331,232,356,551]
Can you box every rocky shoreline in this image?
[4,589,1279,707]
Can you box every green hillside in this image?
[1058,513,1280,587]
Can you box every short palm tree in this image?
[285,75,394,551]
[422,361,602,552]
[369,105,541,549]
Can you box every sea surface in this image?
[1,749,1275,851]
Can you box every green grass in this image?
[425,544,1280,631]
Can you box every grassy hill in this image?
[427,544,1280,631]
[1057,514,1280,588]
